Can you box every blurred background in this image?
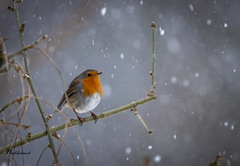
[1,0,240,165]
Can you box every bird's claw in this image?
[89,111,98,124]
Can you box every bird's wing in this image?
[57,79,82,110]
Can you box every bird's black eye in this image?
[87,73,91,77]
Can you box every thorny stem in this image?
[0,95,157,154]
[13,0,60,163]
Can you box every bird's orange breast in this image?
[82,76,103,98]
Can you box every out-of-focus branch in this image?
[0,95,30,114]
[53,133,77,166]
[0,38,9,69]
[8,35,48,60]
[0,122,30,129]
[37,144,51,166]
[209,154,230,166]
[0,59,16,74]
[0,35,47,74]
[13,0,60,163]
[0,95,157,154]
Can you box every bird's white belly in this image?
[75,93,101,113]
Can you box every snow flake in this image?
[183,80,189,87]
[224,22,228,28]
[125,147,132,154]
[86,139,92,146]
[101,7,107,16]
[189,4,194,11]
[159,27,165,36]
[154,155,162,163]
[120,53,124,59]
[171,76,177,83]
[126,6,135,14]
[48,46,55,53]
[206,19,212,25]
[224,122,228,127]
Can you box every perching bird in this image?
[57,69,103,125]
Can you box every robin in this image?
[57,69,103,125]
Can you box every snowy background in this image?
[1,0,240,165]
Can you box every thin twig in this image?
[131,108,153,135]
[0,37,8,71]
[131,22,157,134]
[0,66,8,74]
[71,126,88,166]
[37,145,50,166]
[0,59,17,74]
[53,133,77,166]
[32,46,68,105]
[0,95,30,114]
[33,45,79,163]
[7,35,48,60]
[13,0,60,163]
[149,22,156,96]
[8,128,29,145]
[209,154,230,166]
[33,96,88,165]
[0,122,30,129]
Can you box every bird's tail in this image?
[54,95,66,114]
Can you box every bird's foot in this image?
[89,111,98,124]
[73,109,85,126]
[76,116,85,126]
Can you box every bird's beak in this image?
[96,72,102,76]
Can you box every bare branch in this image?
[0,95,31,114]
[13,0,60,163]
[0,95,157,154]
[149,22,156,96]
[0,122,30,129]
[7,35,48,60]
[0,37,8,71]
[37,144,50,166]
[53,133,77,166]
[131,108,153,135]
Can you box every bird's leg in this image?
[73,109,85,126]
[89,111,98,124]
